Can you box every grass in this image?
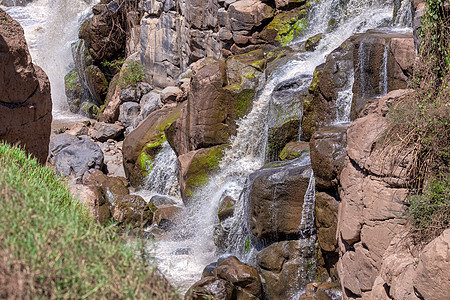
[0,142,180,299]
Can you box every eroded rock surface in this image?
[0,9,52,163]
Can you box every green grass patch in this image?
[0,142,180,299]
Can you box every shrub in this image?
[120,61,146,88]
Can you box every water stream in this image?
[147,0,396,292]
[1,0,98,119]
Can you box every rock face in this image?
[336,90,415,298]
[302,31,415,140]
[0,9,52,163]
[248,159,313,243]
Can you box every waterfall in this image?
[1,0,98,117]
[394,0,413,27]
[148,0,395,290]
[380,44,389,96]
[142,142,182,200]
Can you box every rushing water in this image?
[1,0,97,117]
[146,0,397,292]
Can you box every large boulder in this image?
[0,9,52,163]
[54,139,104,183]
[256,240,316,300]
[122,104,184,186]
[248,158,313,243]
[70,184,111,224]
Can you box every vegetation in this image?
[120,61,146,88]
[0,142,180,299]
[385,0,450,244]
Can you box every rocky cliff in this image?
[0,9,52,163]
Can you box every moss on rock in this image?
[259,8,308,46]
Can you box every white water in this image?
[148,0,396,291]
[1,0,97,117]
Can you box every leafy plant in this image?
[244,236,251,254]
[120,61,146,88]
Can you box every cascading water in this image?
[1,0,98,117]
[147,0,398,293]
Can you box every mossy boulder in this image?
[122,104,184,186]
[218,196,236,221]
[279,141,310,160]
[64,68,83,113]
[111,194,153,227]
[305,33,322,51]
[178,145,226,203]
[259,7,308,46]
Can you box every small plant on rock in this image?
[120,61,146,88]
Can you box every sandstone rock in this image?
[0,9,52,163]
[279,141,310,161]
[90,122,124,142]
[48,133,79,164]
[102,73,122,123]
[112,194,153,226]
[337,90,414,298]
[160,86,183,104]
[185,276,234,300]
[228,0,274,31]
[214,256,262,298]
[413,229,450,300]
[54,139,104,183]
[70,184,111,224]
[257,240,316,300]
[248,159,312,242]
[309,124,348,192]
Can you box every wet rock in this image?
[305,33,322,51]
[215,256,262,298]
[267,119,301,162]
[257,240,316,300]
[279,141,310,161]
[64,68,84,114]
[111,194,153,226]
[185,276,235,300]
[119,102,141,128]
[83,170,129,208]
[298,282,342,300]
[0,9,52,163]
[70,184,111,224]
[248,159,313,242]
[309,124,348,192]
[258,7,307,46]
[48,133,79,164]
[122,104,183,186]
[85,64,108,104]
[315,192,339,253]
[178,145,226,203]
[202,262,217,278]
[149,195,178,207]
[54,139,103,183]
[152,205,183,227]
[218,196,236,221]
[90,122,124,142]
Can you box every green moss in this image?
[236,89,255,119]
[262,8,308,46]
[65,69,81,92]
[139,152,154,176]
